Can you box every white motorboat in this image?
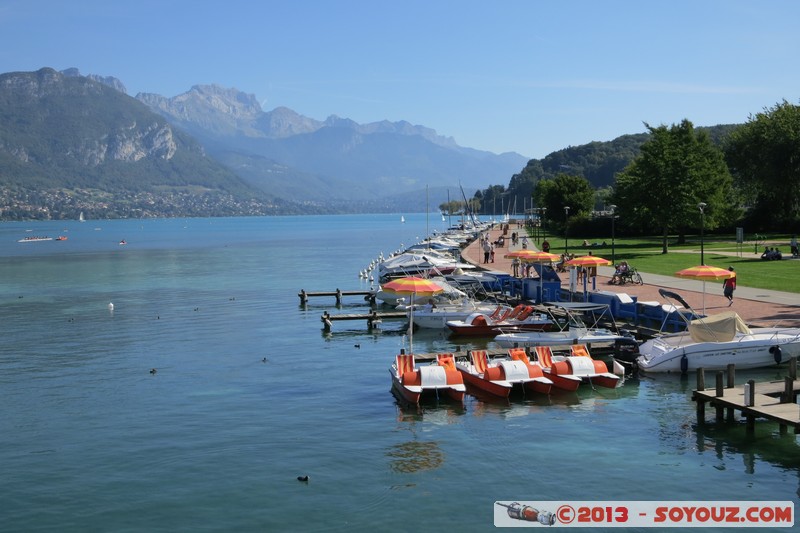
[494,302,637,349]
[410,298,502,329]
[377,251,475,282]
[636,289,800,373]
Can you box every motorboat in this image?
[532,345,621,389]
[446,304,555,337]
[17,236,53,242]
[390,353,466,404]
[455,349,552,397]
[377,250,475,282]
[494,302,638,350]
[408,298,503,329]
[636,289,800,373]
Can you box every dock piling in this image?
[693,362,800,437]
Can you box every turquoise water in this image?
[1,215,798,532]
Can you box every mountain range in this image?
[0,67,529,218]
[136,84,528,208]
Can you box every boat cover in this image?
[689,311,751,343]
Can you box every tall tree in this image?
[613,120,735,253]
[534,173,595,229]
[725,100,800,229]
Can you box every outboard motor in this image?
[770,345,783,364]
[613,336,640,363]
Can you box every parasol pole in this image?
[702,281,706,315]
[409,291,415,353]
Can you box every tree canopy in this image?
[613,120,736,253]
[725,100,800,229]
[534,173,595,227]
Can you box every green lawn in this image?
[529,233,800,293]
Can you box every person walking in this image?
[723,267,736,306]
[482,238,491,264]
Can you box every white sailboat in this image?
[79,212,85,222]
[401,215,405,223]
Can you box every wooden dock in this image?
[299,288,376,305]
[692,359,800,435]
[321,310,406,331]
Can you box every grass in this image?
[529,233,800,294]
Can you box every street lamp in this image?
[609,204,617,265]
[698,202,707,265]
[564,206,570,254]
[541,207,547,242]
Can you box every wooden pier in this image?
[692,358,800,435]
[321,310,406,331]
[299,288,376,305]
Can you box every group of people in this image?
[760,247,783,260]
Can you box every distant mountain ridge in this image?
[136,84,528,206]
[0,68,283,219]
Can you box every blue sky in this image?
[1,0,798,159]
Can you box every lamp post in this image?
[541,207,547,242]
[609,204,617,265]
[698,202,707,266]
[564,206,570,254]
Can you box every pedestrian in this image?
[490,243,495,263]
[541,239,550,253]
[482,239,491,263]
[723,267,736,306]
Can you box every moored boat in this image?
[535,345,621,389]
[636,290,800,373]
[494,302,637,350]
[446,304,555,337]
[390,353,466,404]
[455,349,552,397]
[517,347,582,392]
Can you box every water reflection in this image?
[694,422,800,471]
[386,440,445,474]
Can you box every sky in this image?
[1,0,798,159]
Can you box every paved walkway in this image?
[461,224,800,327]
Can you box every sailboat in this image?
[401,215,405,223]
[79,212,85,222]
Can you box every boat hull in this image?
[541,371,582,392]
[459,370,513,398]
[636,331,800,373]
[447,321,553,337]
[495,329,629,348]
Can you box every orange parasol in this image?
[675,265,734,314]
[382,276,445,296]
[504,250,560,262]
[564,255,613,268]
[382,276,444,352]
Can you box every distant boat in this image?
[55,236,68,241]
[119,240,127,245]
[79,212,85,222]
[18,236,53,243]
[401,215,405,223]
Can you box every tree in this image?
[725,100,800,229]
[534,173,595,231]
[614,120,736,253]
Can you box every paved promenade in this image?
[461,223,800,327]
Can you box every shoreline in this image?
[460,222,800,327]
